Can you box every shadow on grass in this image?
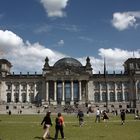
[72,124,80,127]
[34,136,42,139]
[34,136,54,139]
[98,135,106,138]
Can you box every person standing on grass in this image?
[102,110,109,122]
[41,111,52,140]
[95,108,100,123]
[54,113,65,140]
[120,109,125,125]
[77,109,84,127]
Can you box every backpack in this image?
[56,117,61,126]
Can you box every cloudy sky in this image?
[0,0,140,74]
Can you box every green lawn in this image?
[0,114,140,140]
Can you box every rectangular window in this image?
[15,85,19,90]
[7,85,11,90]
[22,85,26,90]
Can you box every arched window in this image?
[94,92,100,102]
[7,93,11,103]
[29,93,34,103]
[102,92,106,102]
[124,92,129,101]
[117,92,122,102]
[22,93,26,103]
[14,93,19,103]
[110,92,115,102]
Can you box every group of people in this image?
[95,108,109,123]
[95,108,126,125]
[77,108,110,127]
[41,111,65,140]
[41,108,127,139]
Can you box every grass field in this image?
[0,113,140,140]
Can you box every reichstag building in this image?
[0,56,140,110]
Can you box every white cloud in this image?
[0,30,140,74]
[97,48,140,73]
[40,0,69,17]
[78,36,93,43]
[111,11,140,31]
[57,39,64,46]
[0,29,66,73]
[79,48,140,74]
[0,30,23,54]
[34,24,52,33]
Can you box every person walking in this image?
[102,110,109,122]
[41,111,52,140]
[54,113,65,140]
[120,109,125,125]
[95,108,100,123]
[77,109,84,127]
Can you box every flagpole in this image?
[104,57,108,111]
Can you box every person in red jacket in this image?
[54,113,65,140]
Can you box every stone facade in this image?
[0,57,140,110]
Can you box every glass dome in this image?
[54,57,82,68]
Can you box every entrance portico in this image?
[45,80,84,105]
[43,57,92,106]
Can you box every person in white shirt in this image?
[95,108,100,123]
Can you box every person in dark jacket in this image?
[41,111,52,140]
[102,110,109,122]
[77,110,84,127]
[120,109,125,125]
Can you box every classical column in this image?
[34,83,37,99]
[135,80,138,101]
[79,81,82,101]
[11,83,14,102]
[54,81,57,101]
[45,81,49,102]
[122,83,125,101]
[26,83,30,102]
[61,81,65,105]
[99,83,102,102]
[19,83,22,102]
[70,81,74,105]
[107,83,110,101]
[115,83,117,101]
